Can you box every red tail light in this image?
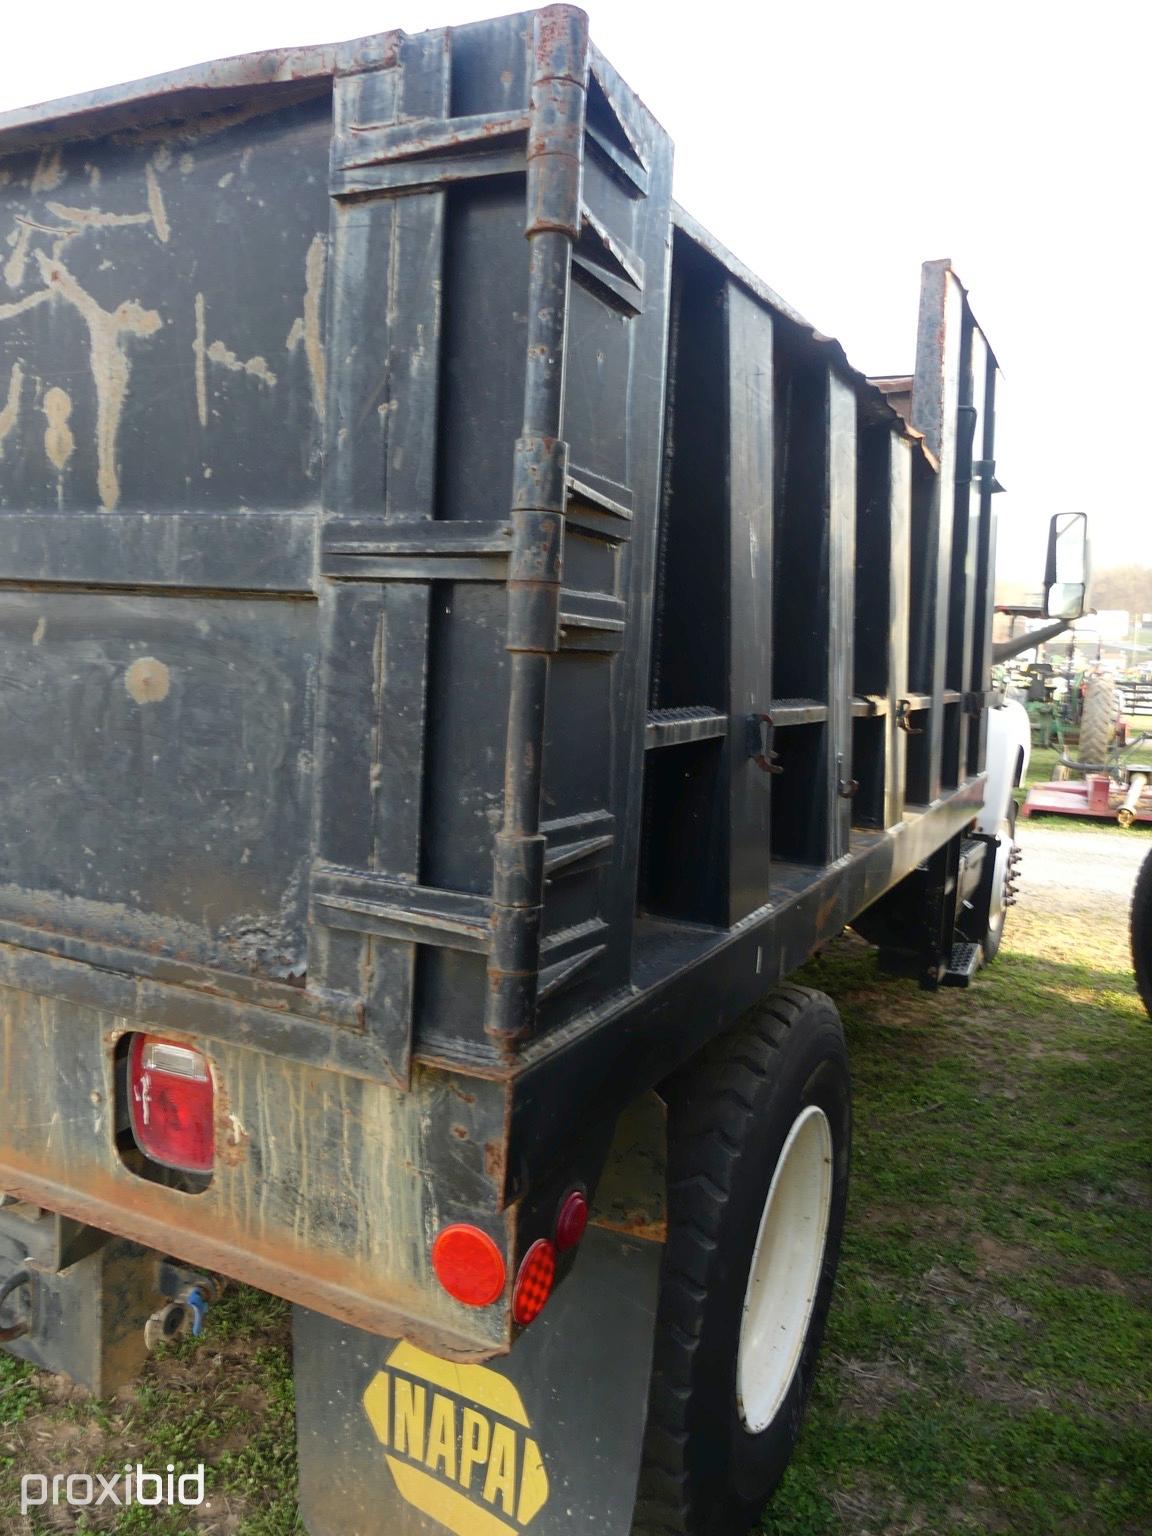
[128,1035,215,1174]
[513,1239,556,1326]
[554,1189,589,1252]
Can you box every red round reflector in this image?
[432,1225,506,1308]
[513,1239,557,1326]
[554,1189,589,1252]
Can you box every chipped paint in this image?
[206,337,277,388]
[32,616,46,646]
[46,201,152,231]
[124,656,170,704]
[144,164,170,243]
[195,289,277,400]
[33,250,161,510]
[42,385,75,472]
[0,286,51,322]
[193,291,208,427]
[0,361,22,458]
[29,147,64,193]
[4,220,33,287]
[286,232,327,423]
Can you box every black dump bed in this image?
[0,7,999,1351]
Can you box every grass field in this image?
[760,882,1151,1535]
[2,831,1150,1535]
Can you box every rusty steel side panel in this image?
[0,986,514,1356]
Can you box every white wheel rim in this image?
[737,1104,833,1433]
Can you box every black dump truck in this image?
[0,8,1088,1533]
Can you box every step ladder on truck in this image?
[0,9,1089,1533]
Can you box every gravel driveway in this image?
[1017,820,1151,918]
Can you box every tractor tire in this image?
[1132,848,1152,1020]
[634,987,851,1536]
[1077,675,1117,771]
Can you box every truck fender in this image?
[979,700,1030,937]
[979,699,1030,838]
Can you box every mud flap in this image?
[294,1227,662,1536]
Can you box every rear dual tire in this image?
[1132,848,1152,1020]
[635,986,851,1536]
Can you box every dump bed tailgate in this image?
[0,8,675,1352]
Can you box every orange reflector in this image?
[513,1239,557,1326]
[554,1188,589,1252]
[432,1225,506,1308]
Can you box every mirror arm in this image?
[992,617,1079,666]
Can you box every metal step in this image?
[943,940,982,987]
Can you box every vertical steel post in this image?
[487,7,589,1046]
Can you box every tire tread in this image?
[633,985,835,1536]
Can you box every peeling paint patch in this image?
[4,221,33,288]
[43,386,75,472]
[0,286,51,323]
[144,164,170,243]
[193,292,208,427]
[33,251,161,510]
[32,616,46,645]
[30,148,64,194]
[45,202,143,229]
[207,337,277,388]
[125,656,170,704]
[286,233,327,424]
[0,362,23,459]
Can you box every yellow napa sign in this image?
[363,1342,550,1536]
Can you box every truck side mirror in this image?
[1044,511,1090,620]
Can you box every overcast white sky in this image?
[1,0,1147,584]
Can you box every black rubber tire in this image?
[1132,848,1152,1020]
[633,986,851,1536]
[1077,675,1117,772]
[980,802,1019,965]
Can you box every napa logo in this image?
[363,1342,549,1536]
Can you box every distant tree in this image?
[1090,565,1152,615]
